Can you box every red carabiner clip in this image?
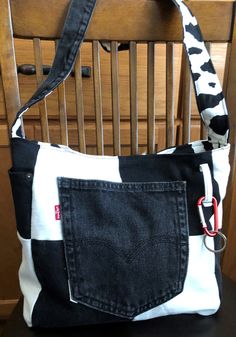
[197,196,219,237]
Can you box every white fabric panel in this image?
[18,234,42,327]
[134,235,219,321]
[31,144,122,240]
[158,147,177,154]
[200,163,213,206]
[211,145,231,230]
[211,146,230,201]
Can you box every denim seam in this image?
[177,194,189,288]
[78,284,182,318]
[60,190,79,301]
[62,178,187,193]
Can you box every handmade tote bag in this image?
[9,0,230,328]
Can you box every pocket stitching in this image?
[59,178,189,318]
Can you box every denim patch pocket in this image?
[57,177,189,319]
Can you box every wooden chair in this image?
[1,0,236,335]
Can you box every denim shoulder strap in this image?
[11,0,229,146]
[11,0,96,138]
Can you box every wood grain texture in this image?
[55,40,68,146]
[0,300,18,320]
[92,41,104,155]
[0,0,21,129]
[223,43,232,96]
[0,148,21,299]
[2,40,226,122]
[74,50,86,153]
[147,42,155,154]
[57,80,68,146]
[111,41,121,155]
[222,8,236,283]
[10,1,234,42]
[33,38,50,142]
[129,41,138,155]
[180,47,192,144]
[166,42,175,147]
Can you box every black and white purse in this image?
[9,0,230,328]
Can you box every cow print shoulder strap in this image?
[173,0,229,146]
[11,0,229,146]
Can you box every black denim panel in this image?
[8,171,33,239]
[119,151,220,236]
[32,240,127,327]
[10,138,40,171]
[214,234,223,298]
[58,178,189,319]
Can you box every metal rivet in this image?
[26,173,33,180]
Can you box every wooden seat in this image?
[0,0,236,333]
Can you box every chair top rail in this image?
[10,0,235,42]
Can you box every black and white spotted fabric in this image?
[9,0,230,328]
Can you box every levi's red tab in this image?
[55,205,61,220]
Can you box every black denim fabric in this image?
[118,152,221,236]
[10,138,40,170]
[9,170,34,239]
[58,177,189,319]
[31,240,128,327]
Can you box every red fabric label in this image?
[55,205,61,220]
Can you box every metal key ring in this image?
[203,232,227,253]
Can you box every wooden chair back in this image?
[1,0,236,279]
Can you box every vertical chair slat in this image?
[129,41,138,155]
[221,9,236,279]
[200,42,211,140]
[111,41,121,156]
[74,50,86,153]
[55,40,68,146]
[57,80,68,146]
[182,48,192,144]
[0,0,22,132]
[223,43,232,96]
[33,38,50,142]
[176,46,184,146]
[166,42,175,147]
[92,41,104,155]
[147,42,155,154]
